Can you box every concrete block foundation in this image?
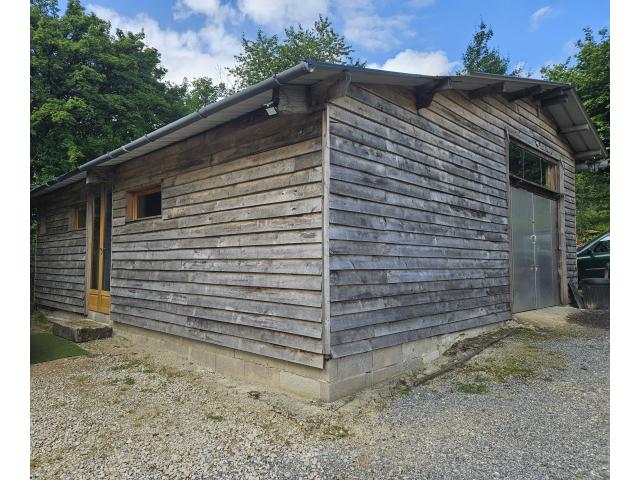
[114,321,503,401]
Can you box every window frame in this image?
[38,215,47,235]
[126,185,162,222]
[508,141,560,197]
[69,204,87,231]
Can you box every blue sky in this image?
[62,0,609,84]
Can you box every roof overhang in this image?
[31,62,606,199]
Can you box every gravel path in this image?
[31,313,609,479]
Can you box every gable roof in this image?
[31,61,606,198]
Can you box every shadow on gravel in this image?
[567,310,610,329]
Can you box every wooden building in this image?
[31,62,605,400]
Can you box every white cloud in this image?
[173,0,236,21]
[88,4,241,84]
[336,0,413,51]
[238,0,330,30]
[379,49,457,75]
[529,6,553,31]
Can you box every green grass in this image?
[30,333,87,364]
[456,382,489,394]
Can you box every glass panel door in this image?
[102,188,112,292]
[88,186,112,314]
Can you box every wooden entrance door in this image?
[88,186,112,314]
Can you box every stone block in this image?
[335,351,373,380]
[244,361,279,386]
[215,354,244,379]
[279,371,323,399]
[327,373,368,401]
[51,318,112,343]
[372,344,403,370]
[188,344,216,370]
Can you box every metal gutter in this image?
[78,61,316,172]
[30,168,86,197]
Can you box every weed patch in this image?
[325,425,350,438]
[398,386,412,396]
[456,382,488,394]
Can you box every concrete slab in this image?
[513,306,578,328]
[50,317,112,343]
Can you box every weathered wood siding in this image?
[110,111,325,368]
[328,83,576,357]
[34,182,87,314]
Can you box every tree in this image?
[30,0,187,185]
[228,15,364,89]
[541,28,609,151]
[458,21,523,76]
[541,28,610,245]
[172,77,230,112]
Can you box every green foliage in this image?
[541,28,610,243]
[541,28,610,151]
[458,21,523,76]
[575,170,610,245]
[228,15,364,89]
[30,0,193,185]
[172,77,230,112]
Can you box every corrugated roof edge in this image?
[31,61,606,198]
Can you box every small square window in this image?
[128,186,162,221]
[70,205,87,230]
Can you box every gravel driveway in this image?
[31,310,609,479]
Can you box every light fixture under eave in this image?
[263,100,278,116]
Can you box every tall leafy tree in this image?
[229,15,364,89]
[172,77,230,112]
[30,0,187,185]
[541,28,610,151]
[542,28,610,244]
[458,21,522,76]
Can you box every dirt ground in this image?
[30,309,609,479]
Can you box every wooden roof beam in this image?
[415,78,452,109]
[574,149,604,161]
[559,124,590,135]
[540,95,569,107]
[502,85,542,102]
[310,70,352,106]
[275,85,311,114]
[533,86,571,101]
[468,81,505,100]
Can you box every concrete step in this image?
[50,317,112,343]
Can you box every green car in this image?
[577,231,610,283]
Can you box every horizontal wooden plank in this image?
[112,268,322,291]
[330,210,508,243]
[111,298,322,346]
[113,213,321,244]
[113,313,324,368]
[112,285,322,322]
[112,229,322,252]
[331,310,510,357]
[113,258,322,276]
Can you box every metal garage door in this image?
[510,187,559,313]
